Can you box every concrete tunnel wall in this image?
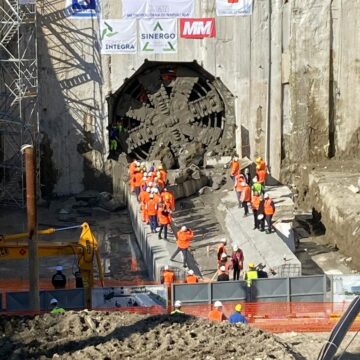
[37,0,360,195]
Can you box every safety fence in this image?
[172,275,327,304]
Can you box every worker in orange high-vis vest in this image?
[157,202,172,240]
[229,157,240,181]
[161,188,175,211]
[139,187,151,223]
[234,174,245,207]
[256,157,267,171]
[251,191,261,230]
[157,164,168,184]
[240,181,251,217]
[161,265,175,285]
[146,194,158,233]
[208,301,227,322]
[170,226,194,268]
[140,176,147,191]
[132,169,143,198]
[185,269,198,283]
[264,193,275,234]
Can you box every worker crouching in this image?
[208,301,227,322]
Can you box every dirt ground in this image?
[0,311,359,360]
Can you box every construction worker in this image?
[161,265,176,285]
[170,226,194,268]
[251,191,261,230]
[231,244,244,281]
[49,298,65,314]
[217,265,229,281]
[132,168,143,197]
[244,262,259,287]
[252,176,263,195]
[171,300,185,315]
[243,168,252,185]
[157,202,171,240]
[264,193,275,233]
[185,269,198,283]
[161,188,175,211]
[217,238,227,263]
[140,175,147,191]
[257,194,266,231]
[229,157,240,181]
[228,304,248,324]
[240,181,251,216]
[256,156,267,171]
[155,176,165,192]
[52,265,66,289]
[139,187,151,223]
[208,301,226,322]
[146,194,158,233]
[218,252,231,273]
[128,160,138,177]
[234,174,246,207]
[157,164,168,184]
[256,156,267,188]
[153,187,161,204]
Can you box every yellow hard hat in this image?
[256,165,261,170]
[256,157,262,163]
[235,304,242,312]
[158,165,163,170]
[248,262,255,268]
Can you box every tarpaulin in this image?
[216,0,253,17]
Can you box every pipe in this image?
[21,144,40,311]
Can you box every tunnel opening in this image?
[107,61,236,169]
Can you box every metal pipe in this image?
[21,144,40,311]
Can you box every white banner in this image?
[66,0,100,19]
[123,0,194,19]
[216,0,253,17]
[100,20,137,54]
[139,19,177,54]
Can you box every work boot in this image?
[158,234,162,239]
[265,229,271,234]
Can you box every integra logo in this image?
[105,43,135,50]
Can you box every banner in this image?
[180,18,216,39]
[123,0,194,19]
[139,19,177,54]
[216,0,253,17]
[100,20,137,54]
[66,0,99,19]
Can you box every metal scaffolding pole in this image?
[0,0,39,207]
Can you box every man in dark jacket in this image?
[231,244,244,281]
[217,266,229,281]
[51,265,67,289]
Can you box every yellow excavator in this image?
[0,222,104,289]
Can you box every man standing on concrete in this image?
[244,262,259,287]
[264,193,275,234]
[146,194,158,233]
[231,245,244,281]
[251,191,261,229]
[234,174,246,207]
[170,226,194,268]
[51,265,67,289]
[240,181,251,216]
[157,202,172,240]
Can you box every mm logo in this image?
[180,18,216,39]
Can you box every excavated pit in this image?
[107,61,236,168]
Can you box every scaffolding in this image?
[0,0,39,206]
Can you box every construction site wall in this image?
[37,0,360,195]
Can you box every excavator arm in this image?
[0,223,104,288]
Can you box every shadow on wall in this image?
[38,0,111,197]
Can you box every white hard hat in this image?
[55,265,63,272]
[154,177,158,181]
[148,182,153,187]
[241,182,246,186]
[233,244,239,251]
[146,187,151,193]
[144,172,148,177]
[221,238,227,244]
[163,188,168,192]
[135,160,140,166]
[220,265,226,272]
[188,269,194,275]
[141,162,146,167]
[233,157,238,161]
[221,253,227,259]
[264,192,270,199]
[164,265,169,270]
[154,188,159,193]
[174,300,182,308]
[150,188,156,193]
[214,300,223,308]
[253,177,258,182]
[142,176,147,181]
[181,226,187,231]
[50,298,58,305]
[150,194,154,198]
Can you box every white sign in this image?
[100,20,137,54]
[216,0,253,17]
[66,0,100,19]
[139,19,177,54]
[123,0,194,19]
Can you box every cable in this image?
[337,330,359,360]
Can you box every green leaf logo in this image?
[101,21,119,41]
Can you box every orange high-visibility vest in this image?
[133,172,143,187]
[157,207,171,225]
[158,169,168,183]
[235,175,245,192]
[241,185,251,202]
[186,274,198,284]
[176,229,194,249]
[146,199,158,216]
[264,199,275,215]
[257,169,267,184]
[153,194,161,203]
[230,160,240,176]
[251,195,261,210]
[163,270,175,284]
[208,309,224,322]
[129,162,137,176]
